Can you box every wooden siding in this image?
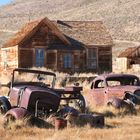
[46,51,57,70]
[56,50,85,73]
[18,24,64,69]
[19,48,34,68]
[1,18,113,74]
[0,46,18,75]
[86,46,112,73]
[98,46,112,72]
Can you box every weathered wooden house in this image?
[0,17,113,75]
[115,46,140,72]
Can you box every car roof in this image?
[94,73,139,81]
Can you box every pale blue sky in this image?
[0,0,11,5]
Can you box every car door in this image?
[106,80,124,100]
[90,79,107,106]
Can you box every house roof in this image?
[55,20,113,46]
[3,20,41,48]
[118,47,139,58]
[3,18,113,48]
[3,18,70,48]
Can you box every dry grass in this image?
[0,68,140,140]
[0,109,140,140]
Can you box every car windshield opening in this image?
[13,70,55,87]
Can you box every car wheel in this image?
[122,100,135,111]
[107,98,123,108]
[5,114,16,124]
[0,96,11,114]
[4,107,28,126]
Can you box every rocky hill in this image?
[0,0,140,45]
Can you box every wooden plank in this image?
[19,49,33,68]
[0,46,18,76]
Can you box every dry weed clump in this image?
[0,68,140,139]
[0,106,139,140]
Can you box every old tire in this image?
[122,100,136,113]
[5,114,16,125]
[4,108,28,126]
[0,96,11,114]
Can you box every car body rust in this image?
[89,73,140,107]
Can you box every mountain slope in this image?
[0,0,139,45]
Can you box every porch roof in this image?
[118,47,140,58]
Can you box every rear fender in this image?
[107,98,123,108]
[5,108,28,120]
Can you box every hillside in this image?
[0,0,139,46]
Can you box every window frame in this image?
[63,53,72,69]
[87,48,98,70]
[94,80,105,89]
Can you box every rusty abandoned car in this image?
[0,68,86,124]
[89,74,140,108]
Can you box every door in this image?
[90,79,107,105]
[107,80,125,100]
[35,49,44,67]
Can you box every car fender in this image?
[107,98,123,108]
[5,107,28,120]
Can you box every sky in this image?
[0,0,11,5]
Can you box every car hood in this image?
[13,85,60,97]
[11,85,61,110]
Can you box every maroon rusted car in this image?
[89,74,140,107]
[0,68,85,121]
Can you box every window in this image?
[19,49,33,68]
[106,77,139,86]
[87,48,97,69]
[35,49,44,67]
[107,81,121,87]
[94,80,105,88]
[63,54,72,68]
